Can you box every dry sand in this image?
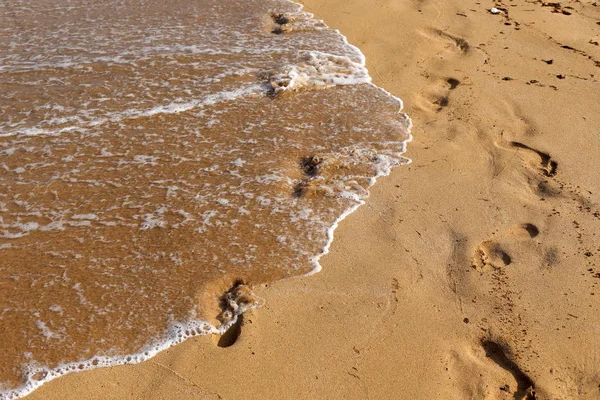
[25,0,600,399]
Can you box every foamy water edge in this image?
[0,2,412,398]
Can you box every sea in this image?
[0,0,411,397]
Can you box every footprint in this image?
[508,141,557,177]
[419,28,470,54]
[472,223,540,271]
[270,12,289,35]
[481,340,536,399]
[437,96,449,108]
[271,12,289,25]
[507,223,539,239]
[436,78,460,108]
[446,343,534,399]
[447,77,461,89]
[266,11,326,35]
[496,139,557,178]
[293,155,323,198]
[448,34,471,53]
[415,76,461,113]
[210,282,261,347]
[472,241,512,271]
[493,138,560,200]
[300,155,322,177]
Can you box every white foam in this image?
[267,51,371,94]
[1,85,263,138]
[35,321,63,341]
[71,214,99,221]
[0,294,263,400]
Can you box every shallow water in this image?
[0,0,410,397]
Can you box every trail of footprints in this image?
[473,135,557,273]
[414,8,599,397]
[413,27,469,114]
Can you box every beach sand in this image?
[25,0,600,399]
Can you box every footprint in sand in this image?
[507,141,557,178]
[292,155,323,198]
[412,27,468,114]
[495,139,558,178]
[472,223,539,272]
[414,76,461,113]
[446,341,536,399]
[418,27,470,54]
[498,135,600,219]
[270,12,290,34]
[472,241,512,271]
[480,340,537,399]
[506,223,539,239]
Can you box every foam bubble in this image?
[267,51,371,95]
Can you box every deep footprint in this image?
[509,141,558,177]
[482,340,536,399]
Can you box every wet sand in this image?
[25,0,600,399]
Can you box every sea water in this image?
[0,0,411,397]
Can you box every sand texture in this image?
[24,0,600,399]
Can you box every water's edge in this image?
[1,2,412,399]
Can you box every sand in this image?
[24,0,600,399]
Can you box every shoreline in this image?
[1,2,412,396]
[24,0,600,398]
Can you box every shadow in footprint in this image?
[217,315,243,348]
[447,78,460,89]
[508,223,540,239]
[521,223,539,238]
[482,340,536,399]
[437,78,459,109]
